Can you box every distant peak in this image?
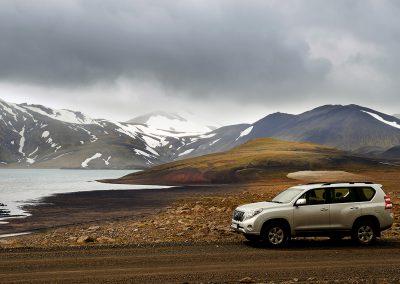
[126,110,214,134]
[126,111,186,125]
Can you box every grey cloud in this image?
[0,0,331,102]
[0,0,399,118]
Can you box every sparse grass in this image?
[111,138,383,185]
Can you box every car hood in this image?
[236,201,285,212]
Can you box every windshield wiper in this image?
[271,200,283,203]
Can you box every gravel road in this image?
[1,240,400,283]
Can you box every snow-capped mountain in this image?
[0,99,214,169]
[127,111,216,136]
[2,99,400,169]
[394,114,400,119]
[176,104,400,158]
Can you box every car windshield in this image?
[272,187,304,203]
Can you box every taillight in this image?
[384,195,393,209]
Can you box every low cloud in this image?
[0,0,399,122]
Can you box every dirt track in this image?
[1,240,400,283]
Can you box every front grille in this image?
[233,210,245,222]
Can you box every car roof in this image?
[292,182,381,190]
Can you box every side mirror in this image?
[295,198,306,206]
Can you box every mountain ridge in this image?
[104,138,381,185]
[1,99,400,169]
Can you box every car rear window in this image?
[354,187,375,201]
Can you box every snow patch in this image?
[41,131,50,138]
[18,126,26,156]
[0,101,18,121]
[179,148,194,156]
[362,111,400,130]
[236,126,253,141]
[81,153,102,168]
[52,152,69,160]
[22,105,100,125]
[112,121,139,139]
[210,138,221,145]
[199,133,216,139]
[142,135,160,148]
[103,156,111,166]
[134,149,151,158]
[29,147,38,157]
[145,114,211,134]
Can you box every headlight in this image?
[243,209,263,221]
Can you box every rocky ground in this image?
[1,174,399,248]
[0,182,288,247]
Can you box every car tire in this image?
[351,220,377,245]
[261,221,289,248]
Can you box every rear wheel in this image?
[352,220,377,245]
[261,221,289,248]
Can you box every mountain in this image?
[381,145,400,159]
[127,111,216,134]
[2,99,400,169]
[0,99,213,169]
[179,104,400,157]
[394,114,400,119]
[104,138,380,185]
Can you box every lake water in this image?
[0,169,166,221]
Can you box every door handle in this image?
[320,208,328,211]
[350,207,359,210]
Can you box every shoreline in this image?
[0,184,241,236]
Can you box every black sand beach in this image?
[0,185,240,236]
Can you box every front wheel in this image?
[261,222,290,248]
[351,220,377,245]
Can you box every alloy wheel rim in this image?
[357,225,374,243]
[268,227,284,245]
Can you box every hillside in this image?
[0,99,214,169]
[105,138,381,185]
[180,105,400,158]
[382,145,400,160]
[2,98,400,169]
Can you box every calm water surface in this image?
[0,169,166,220]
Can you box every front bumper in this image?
[231,219,259,235]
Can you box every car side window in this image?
[331,187,376,203]
[331,188,355,203]
[299,188,327,205]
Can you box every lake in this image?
[0,169,166,221]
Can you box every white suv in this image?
[231,182,394,247]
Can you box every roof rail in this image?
[306,181,375,185]
[321,181,374,185]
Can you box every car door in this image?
[293,188,330,232]
[329,187,365,230]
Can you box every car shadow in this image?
[243,238,399,250]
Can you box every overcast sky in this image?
[0,0,399,124]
